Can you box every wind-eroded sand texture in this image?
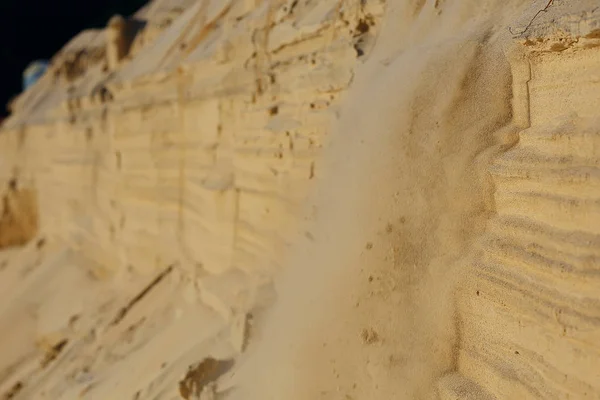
[1,0,600,399]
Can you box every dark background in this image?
[0,0,149,118]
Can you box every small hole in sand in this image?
[355,19,370,35]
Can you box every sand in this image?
[1,0,600,399]
[232,1,522,398]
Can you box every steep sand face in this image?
[233,1,521,398]
[1,1,600,399]
[235,1,600,399]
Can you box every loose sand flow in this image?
[233,1,578,399]
[234,1,522,400]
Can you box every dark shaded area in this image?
[0,177,39,249]
[178,358,235,399]
[0,0,149,118]
[3,380,23,399]
[125,19,149,56]
[110,265,174,326]
[40,339,69,368]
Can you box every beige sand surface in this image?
[1,1,600,399]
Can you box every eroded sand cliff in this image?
[1,0,600,399]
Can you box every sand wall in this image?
[0,0,384,283]
[1,0,600,399]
